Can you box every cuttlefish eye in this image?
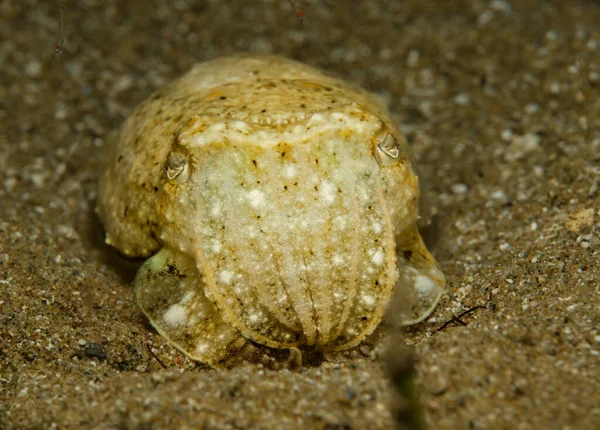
[375,132,400,167]
[163,152,190,184]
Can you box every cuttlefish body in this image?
[97,55,445,368]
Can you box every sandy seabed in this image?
[1,0,599,429]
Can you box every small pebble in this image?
[25,60,42,78]
[454,93,470,105]
[500,129,513,142]
[84,343,108,360]
[524,103,540,114]
[406,49,420,67]
[490,0,511,13]
[451,183,469,194]
[490,190,507,201]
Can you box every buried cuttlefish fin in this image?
[392,225,445,325]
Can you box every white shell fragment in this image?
[96,54,445,368]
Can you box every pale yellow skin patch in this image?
[97,54,445,369]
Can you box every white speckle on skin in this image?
[183,122,226,146]
[210,202,222,217]
[307,113,324,126]
[247,189,265,207]
[284,164,297,178]
[163,304,187,327]
[359,189,369,203]
[372,248,384,266]
[330,112,347,121]
[180,291,195,304]
[362,294,376,307]
[332,254,344,266]
[196,341,209,355]
[212,240,222,253]
[372,222,382,233]
[186,313,200,326]
[219,270,234,284]
[232,120,250,132]
[333,216,348,230]
[320,181,336,204]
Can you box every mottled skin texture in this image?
[97,55,445,368]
